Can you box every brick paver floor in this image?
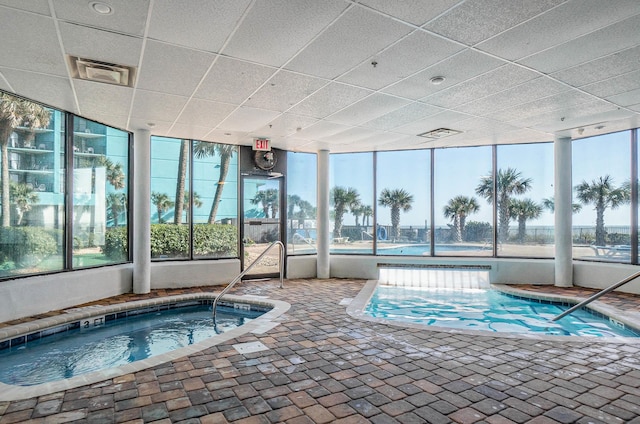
[1,278,640,423]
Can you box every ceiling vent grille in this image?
[417,128,462,139]
[67,55,136,87]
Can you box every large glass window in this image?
[192,141,238,258]
[330,152,373,254]
[496,143,554,258]
[376,150,430,256]
[150,137,189,259]
[73,118,129,267]
[434,146,493,256]
[1,94,65,277]
[572,131,632,262]
[287,152,317,255]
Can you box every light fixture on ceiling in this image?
[90,2,113,15]
[67,55,136,87]
[430,76,445,85]
[417,128,462,139]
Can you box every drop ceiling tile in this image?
[167,123,212,140]
[130,118,173,134]
[0,9,66,76]
[60,22,143,67]
[149,0,251,52]
[393,110,470,136]
[606,89,640,108]
[454,117,519,133]
[0,71,11,92]
[52,0,150,37]
[194,57,276,105]
[519,14,640,74]
[362,102,442,131]
[244,71,326,112]
[177,99,237,127]
[320,127,382,145]
[224,0,348,67]
[338,30,464,90]
[0,0,50,14]
[425,0,563,46]
[202,130,248,144]
[358,0,462,26]
[285,5,412,79]
[294,121,352,140]
[383,49,504,100]
[250,113,318,138]
[73,79,132,119]
[325,93,410,126]
[136,41,215,97]
[581,70,640,98]
[551,45,640,88]
[131,90,189,122]
[514,99,619,131]
[288,82,372,119]
[423,64,538,109]
[455,77,568,116]
[217,106,281,132]
[487,90,596,123]
[1,69,76,114]
[477,0,640,60]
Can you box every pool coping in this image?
[346,280,640,344]
[0,292,290,401]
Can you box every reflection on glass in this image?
[376,150,430,256]
[434,146,493,256]
[243,177,281,275]
[497,143,554,258]
[330,153,373,254]
[0,93,64,276]
[193,141,238,259]
[572,131,632,262]
[73,117,129,267]
[150,137,188,259]
[287,152,317,255]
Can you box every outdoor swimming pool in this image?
[332,244,487,255]
[364,285,639,338]
[0,301,266,386]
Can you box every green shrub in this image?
[103,226,128,261]
[193,224,238,257]
[0,227,58,267]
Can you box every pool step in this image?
[378,266,490,289]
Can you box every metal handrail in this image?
[212,240,285,321]
[551,270,640,321]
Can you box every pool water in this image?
[0,304,264,386]
[331,244,487,255]
[365,286,638,338]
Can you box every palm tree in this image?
[378,188,414,241]
[509,198,542,243]
[251,188,279,218]
[350,200,363,227]
[106,192,127,227]
[541,197,582,214]
[0,93,51,227]
[183,191,202,218]
[151,192,174,224]
[330,186,360,238]
[443,195,480,242]
[575,175,630,246]
[476,167,532,242]
[361,205,373,227]
[97,157,125,190]
[193,142,236,224]
[287,194,301,218]
[173,140,189,224]
[10,182,39,226]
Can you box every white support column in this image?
[133,129,151,294]
[317,149,330,279]
[554,135,573,287]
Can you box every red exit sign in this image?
[253,138,271,151]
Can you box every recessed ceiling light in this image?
[430,76,445,85]
[90,2,113,15]
[417,128,462,139]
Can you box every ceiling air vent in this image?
[417,128,462,139]
[67,55,136,87]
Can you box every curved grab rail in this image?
[213,240,285,322]
[551,270,640,321]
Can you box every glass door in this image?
[241,176,283,278]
